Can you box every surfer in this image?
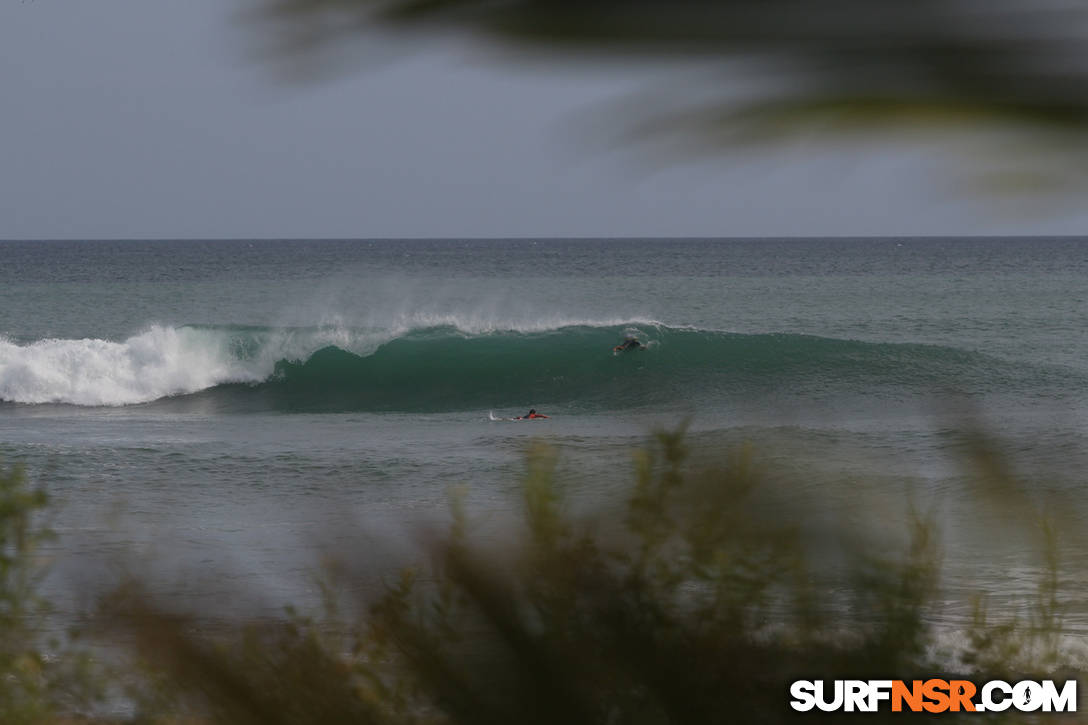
[517,409,548,420]
[614,336,642,352]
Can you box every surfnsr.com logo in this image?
[790,679,1077,713]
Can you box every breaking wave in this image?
[0,321,1062,412]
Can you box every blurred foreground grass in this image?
[1,425,1085,723]
[248,0,1088,192]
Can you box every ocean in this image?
[1,237,1086,625]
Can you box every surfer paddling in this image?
[614,335,642,352]
[516,409,548,420]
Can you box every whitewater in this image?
[2,237,1087,626]
[0,318,666,407]
[2,319,1072,411]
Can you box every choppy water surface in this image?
[1,238,1086,622]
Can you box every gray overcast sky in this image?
[2,0,1086,239]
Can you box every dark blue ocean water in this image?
[1,238,1086,623]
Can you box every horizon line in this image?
[2,234,1086,243]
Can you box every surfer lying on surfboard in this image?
[613,335,642,352]
[516,409,548,419]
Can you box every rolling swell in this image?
[157,325,1046,413]
[0,322,1058,413]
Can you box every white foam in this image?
[0,326,265,406]
[383,313,670,337]
[0,318,682,406]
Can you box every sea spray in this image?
[0,326,261,406]
[1,321,1067,412]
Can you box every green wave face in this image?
[159,324,1054,414]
